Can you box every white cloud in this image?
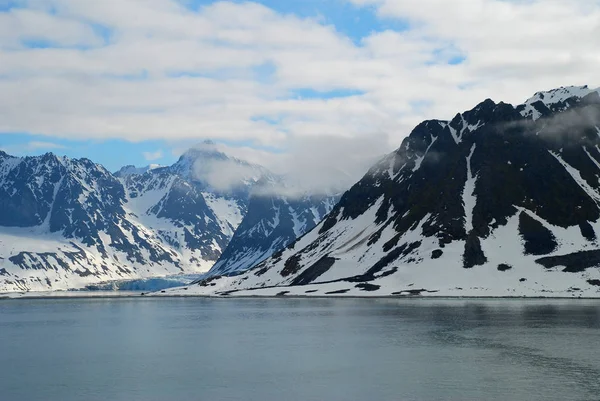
[143,149,163,161]
[183,141,266,192]
[27,141,66,150]
[189,133,391,197]
[1,0,600,189]
[0,140,66,155]
[0,8,101,48]
[266,134,391,195]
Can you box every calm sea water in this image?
[0,297,599,401]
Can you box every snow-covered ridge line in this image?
[520,85,600,120]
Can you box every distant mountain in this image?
[167,85,600,298]
[205,176,339,277]
[115,164,162,177]
[0,142,341,292]
[0,151,184,292]
[117,143,270,268]
[0,142,265,292]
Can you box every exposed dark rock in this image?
[325,289,350,295]
[463,233,487,268]
[587,279,600,286]
[579,221,597,241]
[355,283,381,292]
[319,214,338,234]
[536,250,600,272]
[192,275,223,287]
[431,249,443,259]
[348,242,420,282]
[254,264,270,277]
[290,256,336,286]
[281,254,302,277]
[519,212,558,255]
[497,264,513,272]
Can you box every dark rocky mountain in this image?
[205,176,339,277]
[171,85,600,298]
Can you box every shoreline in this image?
[2,291,600,301]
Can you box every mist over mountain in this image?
[205,175,340,278]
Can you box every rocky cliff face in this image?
[172,86,600,298]
[205,176,339,278]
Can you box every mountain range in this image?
[0,142,337,292]
[159,85,600,298]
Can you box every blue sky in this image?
[0,0,416,171]
[0,134,178,171]
[0,0,411,171]
[185,0,411,43]
[1,0,598,175]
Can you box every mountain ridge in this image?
[0,144,341,292]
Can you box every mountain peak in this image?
[520,85,600,120]
[115,164,162,177]
[171,143,268,195]
[527,85,592,104]
[179,141,229,164]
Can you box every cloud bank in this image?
[2,0,599,145]
[1,0,600,194]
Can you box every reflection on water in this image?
[0,298,599,401]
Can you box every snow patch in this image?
[412,135,438,172]
[462,144,477,233]
[550,151,600,204]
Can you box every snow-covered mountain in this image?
[205,176,339,277]
[0,141,341,293]
[163,85,600,298]
[117,143,269,267]
[114,164,162,177]
[0,151,185,292]
[0,143,263,292]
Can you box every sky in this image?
[1,0,600,183]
